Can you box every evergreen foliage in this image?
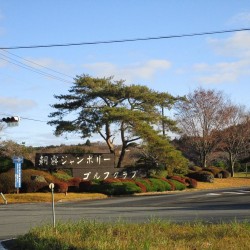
[48,74,186,169]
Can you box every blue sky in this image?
[1,1,250,146]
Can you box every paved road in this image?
[0,187,250,240]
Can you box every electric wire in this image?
[0,51,73,84]
[2,49,73,79]
[0,56,73,84]
[0,27,250,50]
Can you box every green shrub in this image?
[135,181,147,192]
[148,178,167,192]
[119,182,142,195]
[155,170,168,178]
[99,182,123,195]
[135,178,154,192]
[52,170,72,181]
[95,182,142,195]
[162,178,175,191]
[169,179,186,190]
[0,156,12,173]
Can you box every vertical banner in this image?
[15,162,22,188]
[13,157,23,190]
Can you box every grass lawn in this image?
[9,220,250,250]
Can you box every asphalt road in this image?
[0,187,250,240]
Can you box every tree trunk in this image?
[116,145,126,168]
[106,138,115,153]
[200,150,207,168]
[116,122,126,168]
[229,152,235,177]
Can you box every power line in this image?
[2,49,73,79]
[0,51,73,84]
[0,56,73,84]
[0,28,250,50]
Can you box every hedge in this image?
[169,179,186,190]
[135,178,154,192]
[187,171,214,183]
[21,181,48,193]
[94,182,141,195]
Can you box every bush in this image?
[101,178,122,184]
[67,177,82,192]
[0,169,15,193]
[22,169,58,184]
[94,181,142,196]
[220,169,230,178]
[79,180,93,192]
[148,178,169,192]
[135,178,154,192]
[119,182,142,195]
[52,170,72,181]
[187,171,214,183]
[169,180,186,190]
[79,180,101,193]
[184,177,198,188]
[21,181,49,193]
[207,166,222,176]
[169,176,188,186]
[54,182,68,193]
[99,182,123,195]
[0,156,12,173]
[134,181,147,193]
[189,166,202,172]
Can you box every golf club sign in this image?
[35,153,146,180]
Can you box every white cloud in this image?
[83,59,171,83]
[194,59,250,84]
[208,31,250,58]
[0,97,37,113]
[192,31,250,84]
[229,11,250,25]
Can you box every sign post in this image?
[49,183,56,230]
[12,156,23,194]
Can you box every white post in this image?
[49,183,56,229]
[0,192,7,205]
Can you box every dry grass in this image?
[196,177,250,190]
[4,192,107,204]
